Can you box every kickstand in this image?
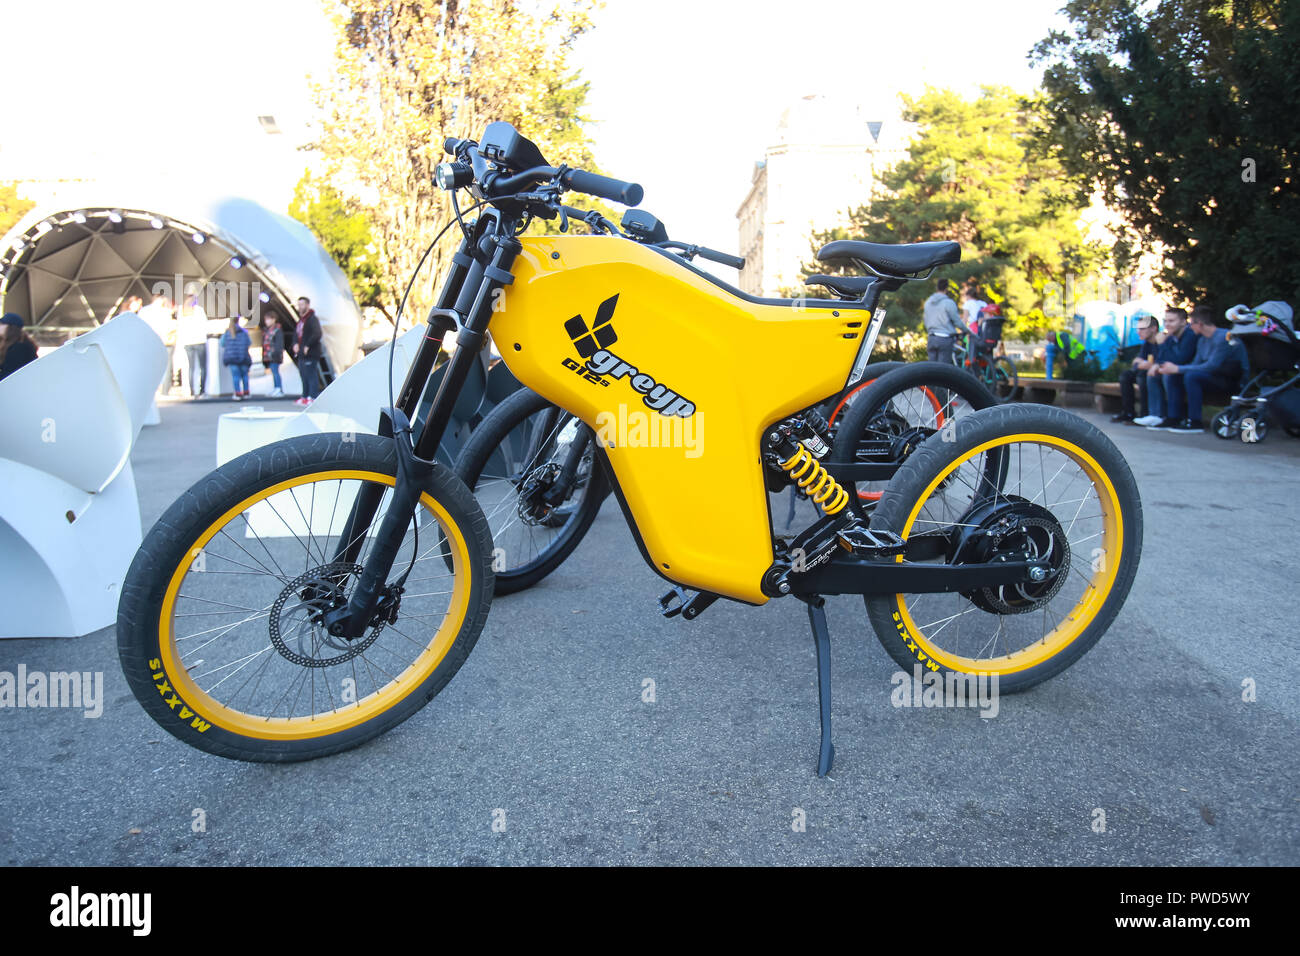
[804,596,835,777]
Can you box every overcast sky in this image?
[4,0,1068,260]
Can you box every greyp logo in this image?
[564,294,620,358]
[560,293,696,418]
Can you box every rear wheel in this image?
[455,387,609,595]
[116,433,494,761]
[864,403,1142,694]
[829,362,997,517]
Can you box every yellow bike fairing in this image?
[492,235,865,603]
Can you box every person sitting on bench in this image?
[1154,304,1249,434]
[1112,314,1161,424]
[1136,307,1196,426]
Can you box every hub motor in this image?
[949,496,1070,614]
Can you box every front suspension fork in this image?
[327,225,522,638]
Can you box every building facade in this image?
[736,94,911,297]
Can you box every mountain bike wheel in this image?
[865,403,1142,694]
[991,356,1020,402]
[116,432,494,761]
[829,362,997,517]
[455,386,610,595]
[824,362,906,427]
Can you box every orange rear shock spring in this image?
[780,445,849,516]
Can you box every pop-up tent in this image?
[0,194,361,377]
[1073,297,1166,368]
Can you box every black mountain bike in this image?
[952,333,1021,402]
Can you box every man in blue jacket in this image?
[1155,305,1249,433]
[1137,307,1198,426]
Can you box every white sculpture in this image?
[0,313,168,638]
[216,325,428,466]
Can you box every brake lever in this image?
[581,211,620,236]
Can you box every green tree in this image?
[808,87,1103,342]
[527,69,620,235]
[289,170,388,319]
[310,0,607,322]
[1032,0,1300,309]
[0,181,35,238]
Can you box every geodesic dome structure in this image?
[0,194,361,376]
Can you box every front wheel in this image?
[865,403,1142,694]
[116,433,494,761]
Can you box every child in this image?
[220,316,253,400]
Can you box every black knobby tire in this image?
[864,403,1143,694]
[116,432,494,762]
[454,387,609,595]
[828,361,998,519]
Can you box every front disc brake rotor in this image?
[269,562,382,666]
[515,461,560,525]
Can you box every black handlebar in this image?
[561,169,643,207]
[443,133,643,208]
[479,164,643,207]
[658,240,745,270]
[696,247,745,270]
[444,131,745,268]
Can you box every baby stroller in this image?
[1213,300,1300,443]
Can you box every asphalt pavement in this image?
[2,396,1297,865]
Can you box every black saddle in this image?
[804,275,875,298]
[816,239,961,277]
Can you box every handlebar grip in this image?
[443,137,463,155]
[696,247,745,270]
[563,169,643,206]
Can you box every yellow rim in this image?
[890,433,1123,675]
[155,469,472,739]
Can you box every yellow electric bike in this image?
[117,122,1142,774]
